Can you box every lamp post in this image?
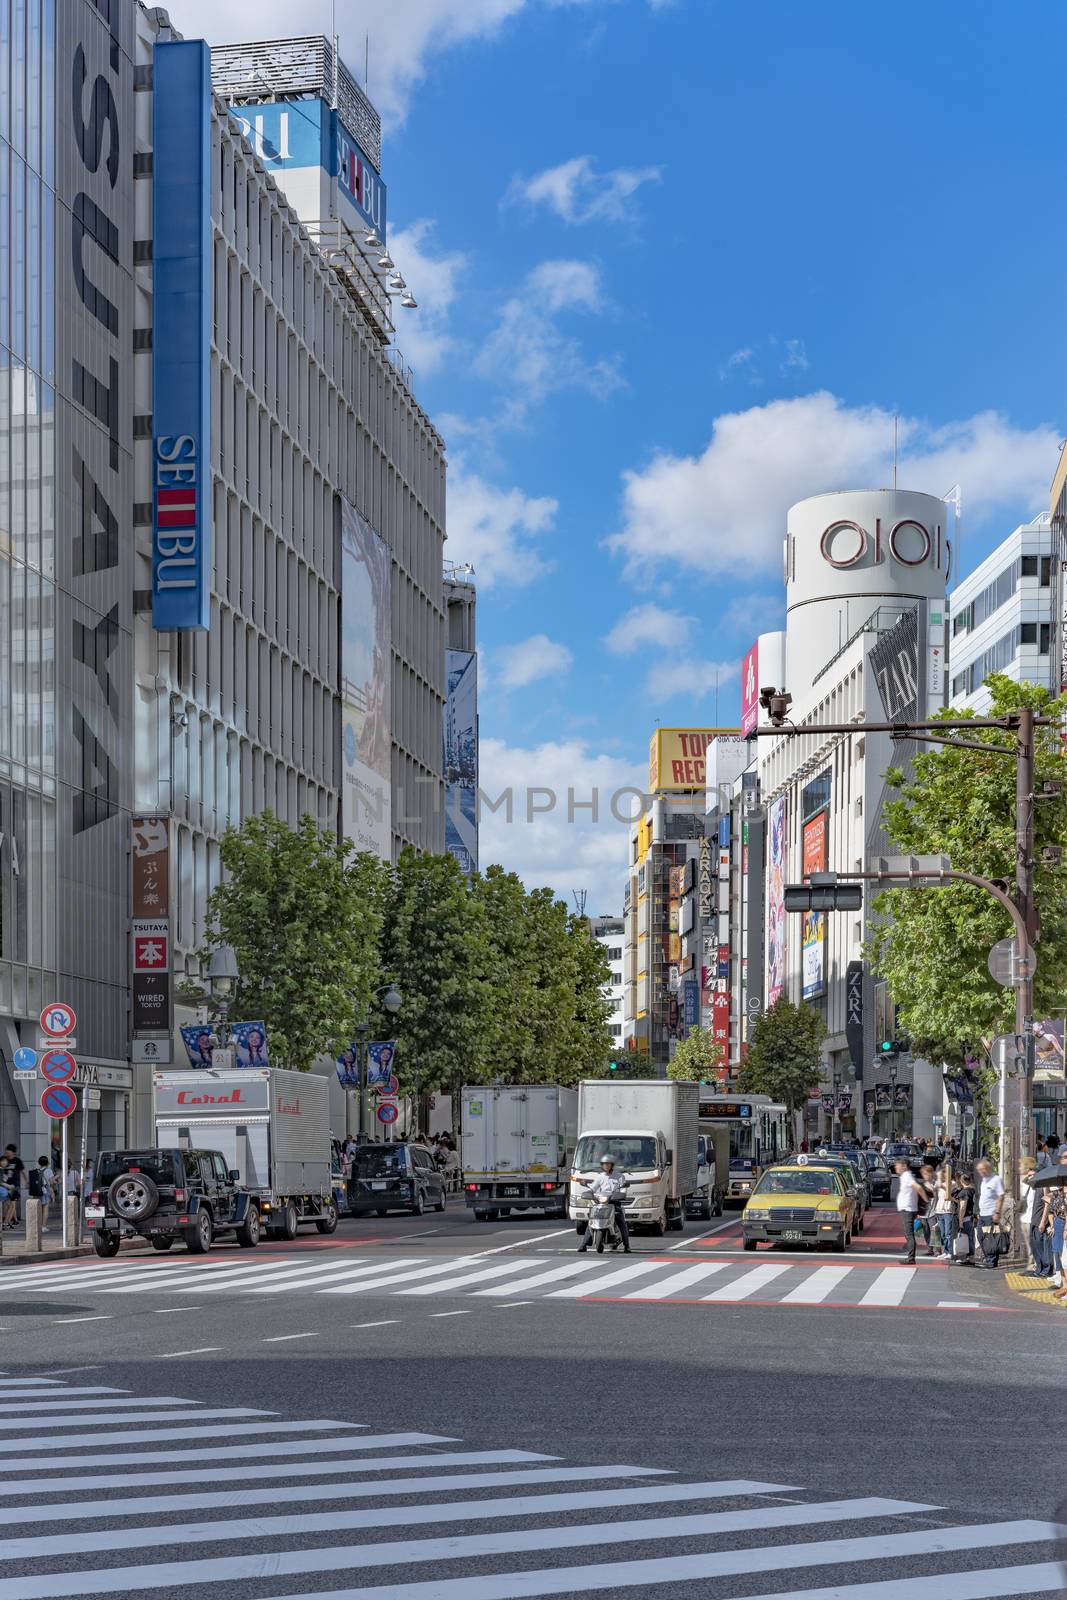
[356,983,402,1140]
[206,944,240,1053]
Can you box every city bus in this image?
[698,1094,792,1204]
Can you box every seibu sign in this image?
[820,516,943,572]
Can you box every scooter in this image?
[578,1180,629,1253]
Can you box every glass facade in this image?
[0,0,57,989]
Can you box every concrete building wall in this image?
[948,516,1056,712]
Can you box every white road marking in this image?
[52,1315,113,1324]
[477,1227,575,1254]
[10,1418,342,1450]
[249,1258,427,1294]
[547,1261,666,1297]
[153,1307,204,1314]
[0,1495,941,1595]
[351,1320,400,1329]
[779,1266,853,1305]
[0,1386,125,1398]
[320,1257,487,1295]
[0,1484,877,1563]
[703,1264,792,1302]
[395,1260,540,1296]
[668,1216,738,1250]
[858,1267,915,1307]
[494,1301,533,1307]
[477,1260,599,1296]
[0,1407,257,1429]
[262,1332,319,1342]
[428,1310,471,1318]
[937,1300,981,1309]
[623,1262,730,1299]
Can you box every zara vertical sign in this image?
[151,41,212,630]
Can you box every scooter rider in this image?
[578,1154,632,1254]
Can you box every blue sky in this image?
[183,0,1067,910]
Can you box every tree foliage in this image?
[666,1027,724,1082]
[737,998,825,1118]
[199,811,387,1070]
[868,677,1067,1064]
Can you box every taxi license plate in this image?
[780,1229,804,1241]
[85,1206,105,1219]
[370,1182,387,1191]
[502,1186,521,1196]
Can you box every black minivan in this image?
[348,1143,446,1217]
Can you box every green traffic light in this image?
[880,1040,892,1051]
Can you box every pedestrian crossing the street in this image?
[0,1374,1059,1599]
[0,1250,997,1312]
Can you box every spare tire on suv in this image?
[107,1171,159,1223]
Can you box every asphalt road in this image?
[0,1199,1063,1600]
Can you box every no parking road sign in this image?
[377,1101,399,1125]
[40,1050,77,1085]
[40,1083,77,1120]
[40,1002,76,1039]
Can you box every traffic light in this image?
[879,1037,909,1058]
[608,1060,619,1073]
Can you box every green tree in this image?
[666,1027,725,1082]
[868,676,1067,1064]
[198,811,387,1070]
[737,998,825,1129]
[380,849,490,1112]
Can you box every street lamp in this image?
[206,944,240,1048]
[354,982,402,1140]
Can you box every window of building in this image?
[952,606,972,636]
[1021,555,1038,577]
[1040,622,1051,655]
[1020,623,1037,645]
[952,672,968,697]
[1041,556,1052,587]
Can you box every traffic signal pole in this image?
[754,707,1049,1239]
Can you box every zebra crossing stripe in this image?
[779,1266,853,1304]
[0,1407,267,1432]
[0,1395,205,1414]
[0,1386,129,1401]
[0,1434,471,1483]
[859,1268,915,1306]
[623,1261,730,1299]
[234,1521,1066,1600]
[476,1259,605,1296]
[395,1260,542,1295]
[0,1464,676,1526]
[0,1496,939,1593]
[169,1258,397,1295]
[239,1259,429,1294]
[318,1257,492,1295]
[703,1264,791,1301]
[10,1418,355,1451]
[547,1260,665,1297]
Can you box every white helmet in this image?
[600,1153,615,1168]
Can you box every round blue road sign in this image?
[40,1083,77,1120]
[377,1101,399,1125]
[40,1050,77,1084]
[13,1047,37,1071]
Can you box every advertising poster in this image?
[132,817,172,1053]
[767,796,787,1006]
[875,1082,892,1110]
[181,1024,219,1067]
[233,1021,269,1066]
[740,641,759,737]
[893,1083,912,1110]
[336,1045,360,1088]
[341,500,392,858]
[800,812,827,1001]
[367,1042,397,1089]
[1034,1019,1065,1074]
[649,728,736,793]
[443,649,478,874]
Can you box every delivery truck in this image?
[153,1068,336,1239]
[461,1084,579,1220]
[572,1078,699,1235]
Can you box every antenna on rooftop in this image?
[572,889,588,918]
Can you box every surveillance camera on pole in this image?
[758,685,793,727]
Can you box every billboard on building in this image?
[341,501,391,858]
[152,41,213,631]
[649,729,736,793]
[741,642,760,737]
[800,812,827,1001]
[767,796,787,1006]
[228,98,387,239]
[443,649,478,874]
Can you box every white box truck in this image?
[461,1085,578,1221]
[153,1068,336,1239]
[572,1078,700,1235]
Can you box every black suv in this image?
[348,1142,446,1217]
[87,1148,261,1256]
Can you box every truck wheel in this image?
[375,1208,388,1217]
[236,1207,261,1248]
[667,1209,685,1233]
[278,1202,299,1240]
[473,1209,490,1222]
[743,1238,757,1252]
[93,1232,120,1258]
[151,1236,175,1251]
[651,1215,667,1238]
[315,1202,338,1235]
[714,1190,724,1217]
[185,1212,213,1254]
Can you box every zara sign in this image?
[820,517,942,572]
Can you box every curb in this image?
[1004,1269,1065,1311]
[0,1240,150,1268]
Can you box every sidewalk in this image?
[1004,1268,1066,1311]
[0,1221,147,1266]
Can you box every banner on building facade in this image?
[443,649,478,874]
[800,811,827,1001]
[341,501,392,858]
[649,728,736,793]
[132,818,172,1054]
[767,796,787,1006]
[845,961,864,1076]
[741,641,760,737]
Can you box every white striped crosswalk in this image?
[0,1250,965,1311]
[0,1376,1054,1600]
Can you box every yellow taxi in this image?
[741,1158,857,1252]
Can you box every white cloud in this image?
[446,462,558,587]
[478,735,645,913]
[387,220,466,377]
[644,657,738,702]
[609,391,1061,579]
[782,337,809,370]
[475,258,622,412]
[496,634,574,688]
[507,154,662,224]
[603,602,695,655]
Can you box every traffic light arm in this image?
[835,867,1030,964]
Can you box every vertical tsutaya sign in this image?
[845,961,864,1078]
[152,41,212,630]
[131,818,172,1052]
[443,650,478,874]
[340,500,392,858]
[740,641,759,737]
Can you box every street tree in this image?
[380,849,491,1113]
[198,811,387,1070]
[666,1027,725,1082]
[738,998,825,1137]
[868,676,1067,1065]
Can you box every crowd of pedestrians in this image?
[0,1145,93,1235]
